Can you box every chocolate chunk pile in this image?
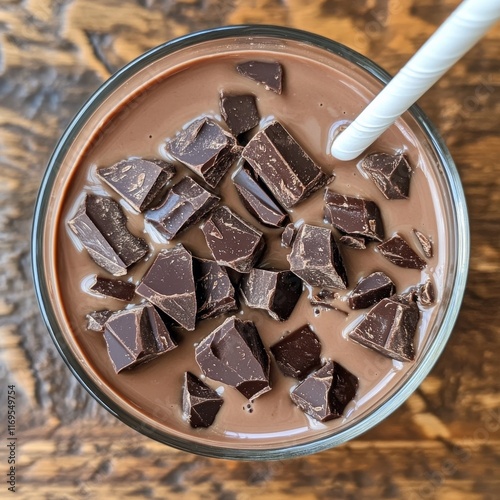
[69,59,439,430]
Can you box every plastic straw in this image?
[331,0,500,161]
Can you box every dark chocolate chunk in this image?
[349,297,420,362]
[136,244,197,331]
[288,224,348,289]
[195,316,271,400]
[182,372,224,428]
[232,165,288,228]
[315,289,337,301]
[418,279,435,306]
[348,271,395,310]
[225,267,244,288]
[413,229,433,258]
[271,325,322,379]
[220,93,260,136]
[242,121,331,209]
[339,235,366,250]
[201,206,265,273]
[104,304,176,373]
[281,223,296,248]
[309,289,347,314]
[86,310,113,332]
[89,276,136,301]
[324,190,384,241]
[378,234,426,270]
[290,361,358,422]
[240,268,302,321]
[166,118,240,188]
[145,176,219,240]
[68,194,149,276]
[361,153,412,200]
[194,258,238,320]
[309,288,337,308]
[97,158,176,212]
[398,287,419,305]
[236,60,283,94]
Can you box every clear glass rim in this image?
[31,25,470,461]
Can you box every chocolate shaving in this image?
[413,229,433,258]
[339,235,366,250]
[86,310,113,332]
[308,289,346,314]
[309,288,338,309]
[397,287,419,305]
[418,279,435,306]
[281,223,296,248]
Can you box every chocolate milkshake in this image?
[36,30,464,456]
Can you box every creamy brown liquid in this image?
[47,41,451,450]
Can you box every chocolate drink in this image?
[44,38,451,450]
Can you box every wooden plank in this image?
[1,0,499,497]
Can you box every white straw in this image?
[331,0,500,161]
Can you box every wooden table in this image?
[1,1,499,498]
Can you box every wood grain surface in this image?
[1,0,499,498]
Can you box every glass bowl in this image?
[32,25,469,460]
